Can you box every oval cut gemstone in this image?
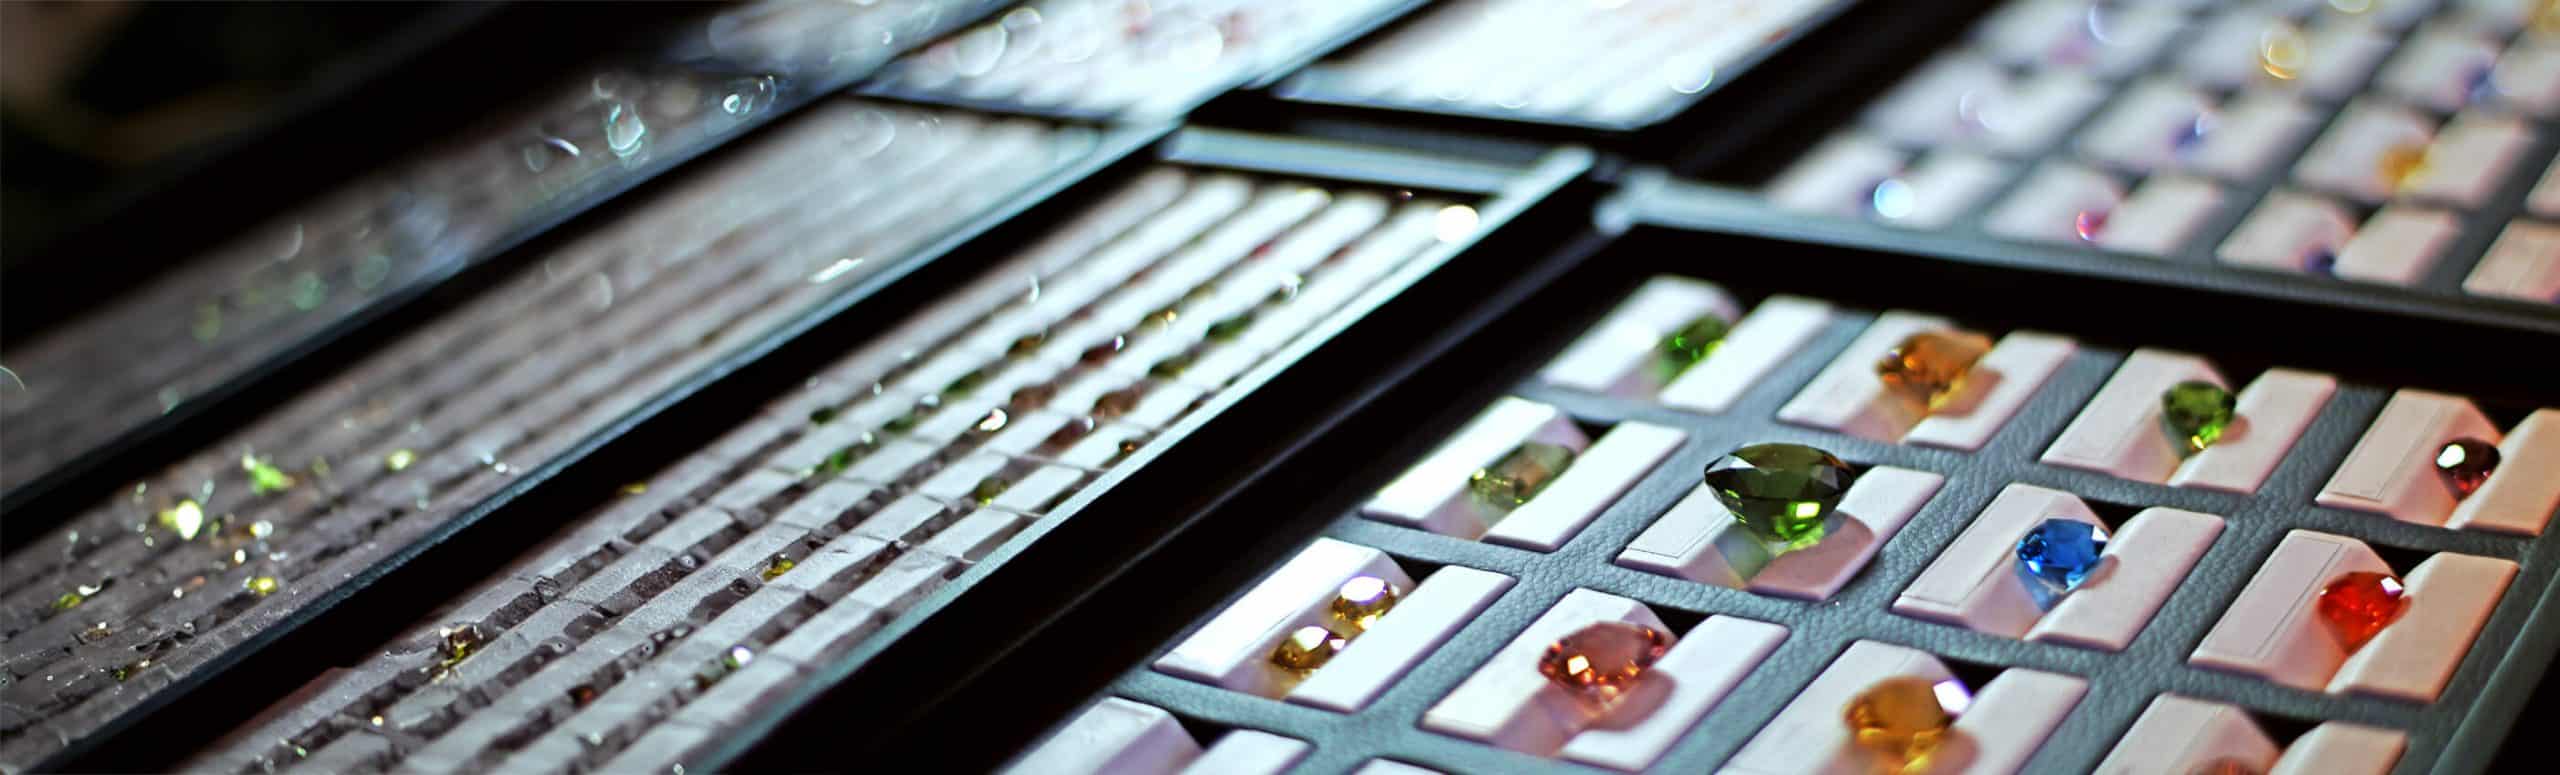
[2015,519,2110,607]
[1704,443,1855,551]
[2434,438,2500,497]
[2316,571,2407,650]
[1269,625,1348,675]
[1845,676,1963,769]
[1469,442,1576,512]
[1537,621,1670,709]
[2159,381,2237,453]
[1330,575,1400,631]
[1655,314,1731,381]
[1874,330,1994,411]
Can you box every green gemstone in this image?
[1468,442,1576,513]
[1657,314,1732,380]
[1703,443,1855,551]
[808,406,839,425]
[1207,311,1256,341]
[1149,348,1201,379]
[242,454,297,495]
[971,476,1011,506]
[943,369,988,398]
[2159,381,2236,453]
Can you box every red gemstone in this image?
[2316,572,2407,650]
[2073,209,2109,242]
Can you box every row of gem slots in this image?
[1763,0,2560,303]
[1005,273,2557,775]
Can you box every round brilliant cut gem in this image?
[2317,571,2407,650]
[2015,519,2110,605]
[1537,621,1670,709]
[1270,625,1349,675]
[2159,381,2237,453]
[1330,576,1401,630]
[2433,438,2500,497]
[1845,675,1964,769]
[1468,442,1576,511]
[1703,443,1855,551]
[1874,330,1994,411]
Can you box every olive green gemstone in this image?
[2159,381,2236,453]
[808,405,839,425]
[943,368,988,397]
[1703,443,1855,551]
[1657,314,1731,380]
[970,476,1011,506]
[1468,442,1576,513]
[1207,311,1256,341]
[1149,349,1200,379]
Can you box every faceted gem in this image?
[1145,306,1180,329]
[569,684,599,707]
[1656,314,1731,381]
[242,454,297,494]
[723,644,755,670]
[2304,247,2339,276]
[1207,311,1255,341]
[970,408,1011,439]
[2317,572,2407,650]
[245,576,281,596]
[2378,142,2430,191]
[2015,519,2111,606]
[158,499,207,541]
[2159,381,2237,453]
[1537,621,1670,709]
[441,624,486,665]
[2434,438,2500,497]
[761,554,797,581]
[1845,676,1963,769]
[2074,209,2108,242]
[1874,331,1994,411]
[1704,443,1855,551]
[1270,625,1348,675]
[384,449,417,472]
[1330,576,1401,630]
[1468,442,1576,512]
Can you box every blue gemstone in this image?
[2015,519,2110,599]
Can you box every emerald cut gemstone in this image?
[2159,381,2236,453]
[1656,314,1731,380]
[1468,442,1576,512]
[1703,443,1854,551]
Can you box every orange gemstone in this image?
[2187,757,2263,775]
[1874,330,1994,410]
[2316,572,2407,650]
[2377,143,2430,191]
[1537,621,1670,708]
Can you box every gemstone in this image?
[1704,443,1855,551]
[1148,348,1199,379]
[245,576,281,596]
[2074,209,2109,242]
[761,554,796,581]
[2187,758,2263,775]
[1875,331,1994,411]
[2015,519,2111,606]
[384,449,417,472]
[970,408,1010,438]
[621,482,649,495]
[1145,306,1180,329]
[1330,576,1400,630]
[2259,25,2307,80]
[2159,381,2237,453]
[1009,331,1047,358]
[1656,314,1731,380]
[157,499,207,541]
[2378,142,2429,191]
[1537,621,1670,709]
[808,406,839,425]
[1270,625,1348,674]
[1846,676,1963,769]
[883,407,925,433]
[2317,571,2407,649]
[943,368,988,397]
[2434,438,2500,497]
[1207,311,1255,341]
[1092,385,1144,419]
[1041,417,1098,453]
[569,685,599,707]
[242,454,297,494]
[1080,336,1126,366]
[970,476,1010,505]
[1468,442,1576,511]
[1009,382,1058,411]
[2304,247,2338,276]
[441,624,485,665]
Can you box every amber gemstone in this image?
[1537,621,1670,709]
[1874,330,1994,411]
[1330,576,1401,630]
[1270,625,1348,675]
[1040,417,1099,453]
[1468,442,1576,512]
[1009,331,1047,358]
[1079,336,1126,366]
[1845,676,1961,769]
[2159,381,2237,453]
[2434,438,2501,497]
[2317,571,2407,650]
[2377,142,2430,191]
[1009,382,1058,412]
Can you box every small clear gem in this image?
[2159,381,2237,453]
[1537,621,1670,709]
[1704,443,1855,552]
[2015,519,2110,606]
[2434,438,2500,497]
[1469,442,1576,512]
[2317,571,2407,650]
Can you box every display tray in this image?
[907,203,2560,774]
[35,127,1593,773]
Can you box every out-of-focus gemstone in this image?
[2378,142,2430,191]
[245,576,281,596]
[1468,442,1576,512]
[158,499,207,541]
[243,454,297,494]
[761,554,797,581]
[1657,314,1731,381]
[384,449,418,472]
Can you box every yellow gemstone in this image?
[1846,676,1960,770]
[1330,576,1401,630]
[1270,625,1348,675]
[621,482,650,495]
[158,499,207,541]
[1874,330,1994,411]
[441,624,485,665]
[761,554,797,581]
[2378,142,2430,191]
[245,576,281,596]
[2259,25,2308,80]
[53,591,86,611]
[385,449,417,472]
